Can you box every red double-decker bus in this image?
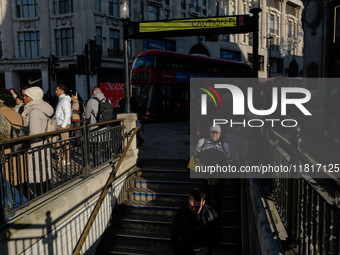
[130,49,252,120]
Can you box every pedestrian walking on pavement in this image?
[170,187,223,255]
[325,89,340,143]
[55,84,72,165]
[22,86,54,195]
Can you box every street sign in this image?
[127,15,253,39]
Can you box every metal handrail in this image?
[0,118,125,145]
[72,126,139,255]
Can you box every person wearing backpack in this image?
[0,89,28,190]
[85,86,114,166]
[85,85,114,130]
[21,87,54,195]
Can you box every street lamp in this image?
[120,0,131,113]
[267,35,273,78]
[250,0,261,78]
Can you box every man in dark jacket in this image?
[170,188,223,255]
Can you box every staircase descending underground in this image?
[96,161,243,255]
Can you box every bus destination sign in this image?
[127,15,253,39]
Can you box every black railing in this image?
[0,118,125,219]
[107,48,123,58]
[250,125,340,254]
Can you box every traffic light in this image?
[50,55,60,81]
[89,40,102,75]
[77,55,86,75]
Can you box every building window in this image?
[143,39,175,51]
[286,3,296,17]
[181,12,186,18]
[248,32,253,46]
[270,14,274,33]
[17,0,39,18]
[288,21,293,38]
[202,0,207,15]
[190,0,199,12]
[18,31,40,58]
[247,54,264,71]
[95,0,101,12]
[109,0,119,16]
[165,9,170,20]
[276,17,279,35]
[267,0,280,10]
[271,58,283,73]
[108,29,121,57]
[149,5,159,21]
[220,49,240,61]
[55,28,74,56]
[96,27,102,48]
[181,0,186,10]
[165,0,170,5]
[0,33,3,58]
[54,0,73,15]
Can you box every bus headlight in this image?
[146,111,150,116]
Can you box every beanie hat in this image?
[25,86,44,101]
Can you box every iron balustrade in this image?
[0,118,125,219]
[107,49,124,58]
[249,125,340,254]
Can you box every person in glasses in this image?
[193,124,232,215]
[170,188,223,255]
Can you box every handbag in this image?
[3,115,30,152]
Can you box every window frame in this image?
[54,0,74,15]
[17,0,39,18]
[18,31,40,58]
[55,28,74,56]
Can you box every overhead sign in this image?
[127,15,253,39]
[140,16,238,33]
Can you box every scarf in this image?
[21,99,44,119]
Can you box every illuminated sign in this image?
[140,17,239,33]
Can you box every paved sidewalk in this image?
[137,121,190,160]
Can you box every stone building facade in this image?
[0,0,303,101]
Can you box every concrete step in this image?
[130,176,200,190]
[100,241,173,254]
[126,187,241,207]
[123,199,183,216]
[136,168,191,179]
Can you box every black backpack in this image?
[92,97,114,123]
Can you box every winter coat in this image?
[22,99,54,183]
[85,91,107,125]
[170,204,223,255]
[55,95,72,128]
[0,106,28,186]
